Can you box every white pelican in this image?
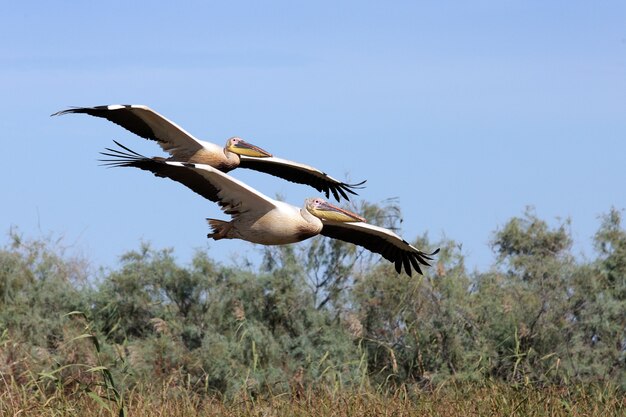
[53,104,364,201]
[100,142,439,276]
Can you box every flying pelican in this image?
[100,142,439,276]
[52,104,364,201]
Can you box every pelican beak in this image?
[307,198,366,223]
[227,138,273,158]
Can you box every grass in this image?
[1,377,623,417]
[1,311,622,416]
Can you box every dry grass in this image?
[1,375,623,417]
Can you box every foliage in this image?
[0,204,625,414]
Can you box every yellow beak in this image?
[228,139,273,158]
[307,199,366,223]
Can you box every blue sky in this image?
[2,1,625,273]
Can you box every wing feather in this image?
[53,105,205,157]
[319,221,439,276]
[238,156,365,202]
[100,142,277,217]
[409,255,422,275]
[395,259,402,274]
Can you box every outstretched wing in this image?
[53,104,205,158]
[100,142,277,217]
[238,155,366,202]
[56,105,366,201]
[320,221,439,276]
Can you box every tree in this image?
[351,236,471,387]
[565,208,626,387]
[480,208,574,383]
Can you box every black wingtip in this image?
[97,140,149,167]
[398,247,439,277]
[394,259,402,274]
[326,179,368,202]
[409,256,420,274]
[50,106,86,117]
[343,179,367,193]
[112,139,145,157]
[346,179,367,189]
[402,254,412,276]
[51,108,70,117]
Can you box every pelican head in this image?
[305,198,366,223]
[225,137,273,158]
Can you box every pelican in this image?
[52,104,364,201]
[100,142,439,276]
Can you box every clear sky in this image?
[2,1,625,273]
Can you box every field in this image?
[1,378,623,417]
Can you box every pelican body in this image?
[207,201,320,245]
[101,142,438,276]
[53,104,364,201]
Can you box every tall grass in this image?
[1,313,623,417]
[1,377,623,416]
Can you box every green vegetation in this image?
[1,204,624,416]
